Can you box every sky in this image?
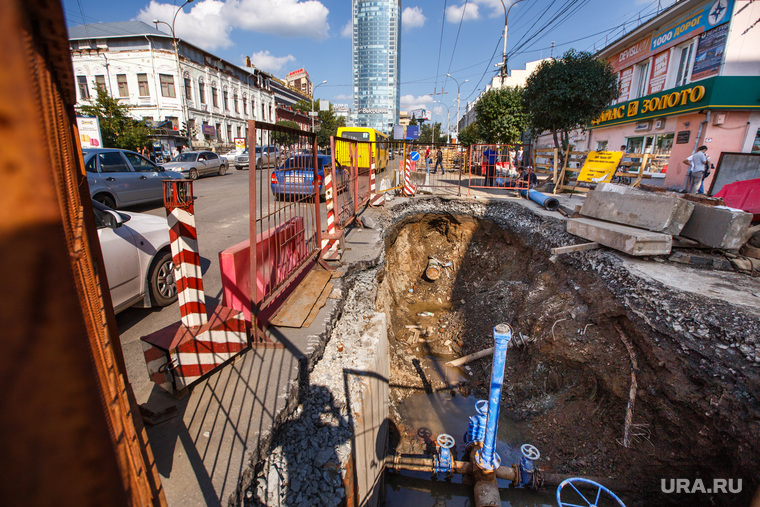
[62,0,677,128]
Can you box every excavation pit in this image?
[376,207,760,507]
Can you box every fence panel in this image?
[533,147,559,183]
[465,143,533,194]
[249,121,322,317]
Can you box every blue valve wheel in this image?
[521,443,541,461]
[556,478,626,507]
[437,433,455,449]
[475,399,488,414]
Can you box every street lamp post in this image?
[153,0,194,150]
[446,73,468,138]
[435,101,452,143]
[311,80,328,132]
[497,0,526,86]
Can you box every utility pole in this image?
[311,80,328,132]
[497,0,526,86]
[446,73,468,140]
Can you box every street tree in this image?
[316,104,346,149]
[457,121,480,147]
[77,88,151,150]
[274,120,300,146]
[419,122,446,144]
[475,86,528,145]
[523,49,618,164]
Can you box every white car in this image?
[93,200,178,314]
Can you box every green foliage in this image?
[77,88,151,150]
[419,122,447,144]
[293,99,313,115]
[316,104,346,149]
[409,117,418,126]
[523,49,618,159]
[274,120,301,145]
[457,121,480,147]
[475,86,528,144]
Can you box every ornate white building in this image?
[69,21,276,151]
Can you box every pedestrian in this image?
[434,147,444,174]
[684,145,709,193]
[425,147,431,174]
[517,147,524,168]
[171,146,178,159]
[483,145,496,186]
[141,145,150,158]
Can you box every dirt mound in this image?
[377,208,760,506]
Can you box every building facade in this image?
[284,68,313,96]
[352,0,401,134]
[69,21,276,152]
[587,0,760,191]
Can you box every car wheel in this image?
[94,193,116,209]
[189,168,199,180]
[218,164,227,176]
[235,165,242,171]
[148,250,178,307]
[257,159,263,171]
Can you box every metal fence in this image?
[464,143,533,194]
[249,121,322,324]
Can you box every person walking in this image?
[483,145,496,186]
[434,148,444,174]
[425,147,431,174]
[685,145,709,193]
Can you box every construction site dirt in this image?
[375,198,760,507]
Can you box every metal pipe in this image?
[519,189,560,211]
[475,324,512,472]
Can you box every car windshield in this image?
[255,147,262,153]
[174,153,198,162]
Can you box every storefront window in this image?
[654,134,674,155]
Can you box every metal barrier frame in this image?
[465,143,533,195]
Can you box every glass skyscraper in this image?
[352,0,400,134]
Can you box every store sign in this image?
[202,124,216,135]
[577,151,625,183]
[76,115,103,148]
[358,108,389,114]
[677,131,691,144]
[590,80,712,128]
[234,137,246,150]
[692,23,729,80]
[648,51,670,95]
[650,0,732,52]
[618,67,634,102]
[610,36,652,73]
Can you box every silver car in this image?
[93,200,177,313]
[84,148,185,209]
[164,150,228,179]
[235,145,279,170]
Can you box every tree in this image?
[77,88,151,150]
[419,122,446,144]
[523,49,618,164]
[475,86,528,145]
[457,121,480,148]
[316,104,346,149]
[409,117,418,126]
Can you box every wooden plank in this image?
[301,281,333,328]
[269,269,332,328]
[551,242,600,255]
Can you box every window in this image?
[77,75,90,100]
[199,80,206,104]
[212,85,218,107]
[184,77,192,101]
[237,126,242,138]
[98,152,131,173]
[95,75,106,92]
[242,96,247,116]
[233,93,238,113]
[85,157,96,173]
[223,90,229,110]
[226,124,232,141]
[674,41,696,87]
[159,74,176,98]
[124,152,156,172]
[138,74,149,97]
[215,123,221,138]
[142,116,154,126]
[166,116,178,131]
[262,103,266,120]
[117,74,128,97]
[596,140,608,151]
[634,60,650,99]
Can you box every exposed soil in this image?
[376,208,760,507]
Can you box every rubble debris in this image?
[567,218,672,256]
[680,204,753,250]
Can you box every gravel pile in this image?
[250,269,382,507]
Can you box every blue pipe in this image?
[519,189,560,211]
[475,324,512,472]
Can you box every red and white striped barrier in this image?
[369,162,385,206]
[404,159,417,197]
[321,166,341,260]
[141,180,248,393]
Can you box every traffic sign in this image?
[410,151,420,161]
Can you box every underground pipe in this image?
[519,189,560,211]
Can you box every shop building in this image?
[587,0,760,191]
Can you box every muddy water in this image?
[383,392,556,506]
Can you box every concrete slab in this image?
[567,217,672,256]
[680,204,753,250]
[580,183,694,235]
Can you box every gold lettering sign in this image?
[592,84,707,126]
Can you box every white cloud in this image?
[445,2,480,22]
[341,20,352,38]
[137,0,233,50]
[250,50,296,73]
[332,93,352,101]
[225,0,330,39]
[402,6,426,29]
[475,0,509,18]
[400,94,433,111]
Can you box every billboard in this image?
[406,125,420,140]
[76,115,103,148]
[410,108,430,121]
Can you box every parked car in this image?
[163,150,228,179]
[84,148,185,209]
[235,145,280,170]
[92,200,177,314]
[270,154,348,201]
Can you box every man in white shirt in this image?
[684,145,708,193]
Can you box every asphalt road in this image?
[115,165,331,404]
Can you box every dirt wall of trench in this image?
[376,197,760,506]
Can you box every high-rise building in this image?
[352,0,400,134]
